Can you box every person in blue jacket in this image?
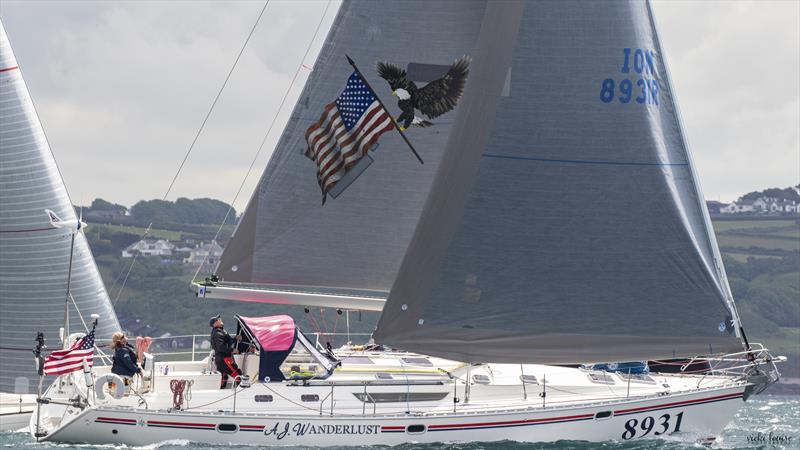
[111,332,142,378]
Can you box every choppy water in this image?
[2,395,797,450]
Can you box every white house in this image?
[779,200,799,214]
[719,196,800,215]
[183,241,224,268]
[122,239,175,258]
[720,199,757,214]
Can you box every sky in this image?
[1,0,798,209]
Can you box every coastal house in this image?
[781,200,799,214]
[122,239,175,258]
[719,196,800,215]
[720,199,757,214]
[706,201,728,215]
[183,240,224,268]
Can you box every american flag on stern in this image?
[304,71,394,201]
[43,329,95,375]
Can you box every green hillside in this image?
[712,218,799,353]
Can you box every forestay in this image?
[373,0,743,364]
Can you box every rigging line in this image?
[190,0,334,284]
[110,0,270,306]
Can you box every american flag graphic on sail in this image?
[304,71,394,201]
[43,329,95,375]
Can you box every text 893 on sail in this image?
[600,48,660,105]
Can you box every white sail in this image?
[0,20,120,393]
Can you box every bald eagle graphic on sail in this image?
[377,56,471,131]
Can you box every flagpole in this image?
[32,332,46,439]
[345,54,424,165]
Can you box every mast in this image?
[63,231,75,344]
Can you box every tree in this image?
[91,198,128,212]
[130,198,236,225]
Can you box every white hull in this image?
[0,411,32,432]
[38,382,745,446]
[31,341,780,446]
[0,393,35,431]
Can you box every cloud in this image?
[1,0,797,209]
[1,0,337,209]
[653,0,800,201]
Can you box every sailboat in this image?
[29,0,783,446]
[0,19,120,431]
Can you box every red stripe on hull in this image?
[613,391,742,415]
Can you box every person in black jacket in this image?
[209,315,241,389]
[111,332,142,379]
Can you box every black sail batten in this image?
[373,0,743,364]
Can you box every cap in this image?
[209,314,221,327]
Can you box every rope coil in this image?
[170,379,193,410]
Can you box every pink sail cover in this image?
[239,315,296,351]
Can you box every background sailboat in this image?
[0,20,119,397]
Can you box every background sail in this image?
[0,21,120,393]
[374,0,743,364]
[216,1,487,295]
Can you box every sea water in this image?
[1,395,797,449]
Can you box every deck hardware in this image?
[472,374,490,384]
[520,365,527,400]
[626,369,631,398]
[540,375,546,408]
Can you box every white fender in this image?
[94,373,126,400]
[142,352,154,372]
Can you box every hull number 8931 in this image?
[622,412,684,440]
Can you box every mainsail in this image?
[0,21,120,393]
[373,0,743,364]
[209,0,488,308]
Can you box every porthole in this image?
[217,423,238,433]
[301,394,320,402]
[406,424,426,434]
[594,411,613,420]
[254,394,273,402]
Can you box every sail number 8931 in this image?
[622,411,684,440]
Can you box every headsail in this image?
[0,21,120,392]
[208,1,487,307]
[373,0,743,364]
